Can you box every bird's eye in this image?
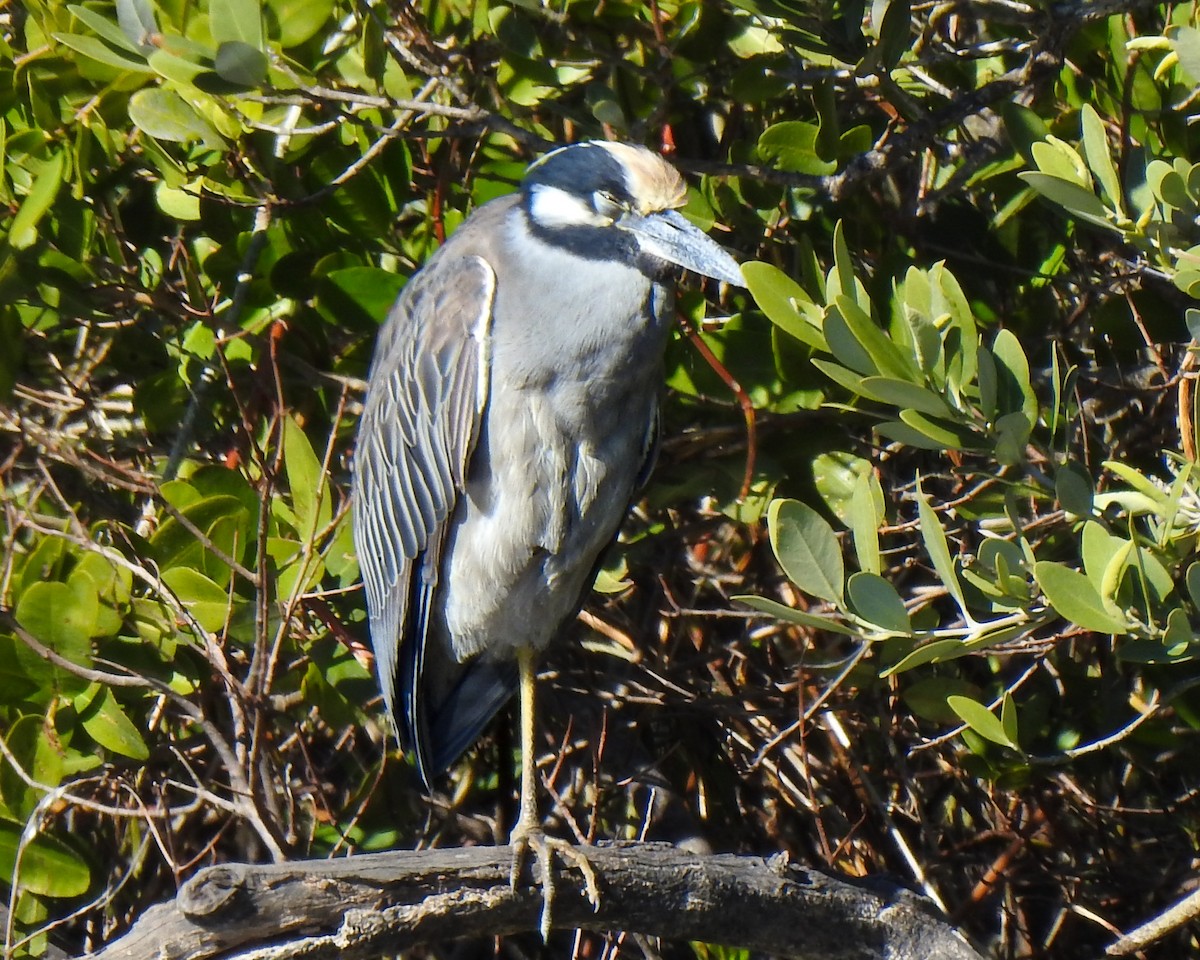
[593,190,626,216]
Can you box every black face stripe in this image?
[523,144,634,209]
[519,197,680,281]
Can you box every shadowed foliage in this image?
[1,0,1199,957]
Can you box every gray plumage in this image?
[353,141,742,787]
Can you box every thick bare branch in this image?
[85,844,984,960]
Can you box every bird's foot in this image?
[509,824,600,941]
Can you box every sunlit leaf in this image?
[735,595,856,635]
[916,477,969,620]
[1019,172,1114,230]
[283,416,333,541]
[1080,104,1120,211]
[0,820,90,898]
[848,469,883,575]
[77,685,150,760]
[766,499,844,605]
[128,88,223,146]
[742,261,826,350]
[756,121,836,175]
[162,567,231,633]
[948,695,1018,749]
[7,151,64,250]
[210,0,264,48]
[1034,561,1128,633]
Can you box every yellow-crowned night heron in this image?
[353,140,742,933]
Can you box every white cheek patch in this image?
[528,185,609,228]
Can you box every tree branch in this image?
[85,844,985,960]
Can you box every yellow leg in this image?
[508,646,600,940]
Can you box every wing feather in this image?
[352,254,495,784]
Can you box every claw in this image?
[506,649,600,939]
[509,826,600,941]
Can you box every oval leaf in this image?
[128,88,223,146]
[847,572,911,633]
[1034,561,1128,633]
[948,694,1018,749]
[79,686,150,760]
[0,820,91,898]
[767,499,844,605]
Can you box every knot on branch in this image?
[179,864,252,921]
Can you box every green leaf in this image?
[1135,549,1176,607]
[1080,104,1120,211]
[948,695,1018,749]
[976,346,997,422]
[847,572,910,633]
[875,419,952,451]
[7,151,64,251]
[742,261,826,351]
[1186,561,1200,612]
[1030,137,1089,187]
[766,499,844,605]
[902,677,981,723]
[1034,561,1128,633]
[161,567,231,633]
[831,221,858,302]
[881,638,968,676]
[1,716,65,819]
[77,685,149,760]
[990,329,1037,424]
[734,595,856,635]
[1103,460,1170,506]
[874,0,911,70]
[1160,607,1192,655]
[835,295,918,381]
[1099,539,1134,609]
[1081,520,1127,583]
[214,40,268,86]
[823,304,876,376]
[14,580,95,695]
[898,409,980,450]
[756,121,836,175]
[71,3,145,50]
[210,0,264,48]
[128,88,223,146]
[1000,691,1019,747]
[812,451,871,525]
[1001,102,1050,166]
[1055,461,1094,516]
[54,31,153,70]
[149,494,250,581]
[859,376,954,418]
[147,48,213,85]
[0,820,90,898]
[116,0,158,50]
[1169,25,1200,83]
[1019,172,1114,230]
[283,416,332,541]
[916,477,969,620]
[266,0,335,47]
[993,411,1032,465]
[156,181,202,220]
[811,359,880,399]
[849,469,883,575]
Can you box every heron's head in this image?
[522,141,743,287]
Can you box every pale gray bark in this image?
[85,843,985,960]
